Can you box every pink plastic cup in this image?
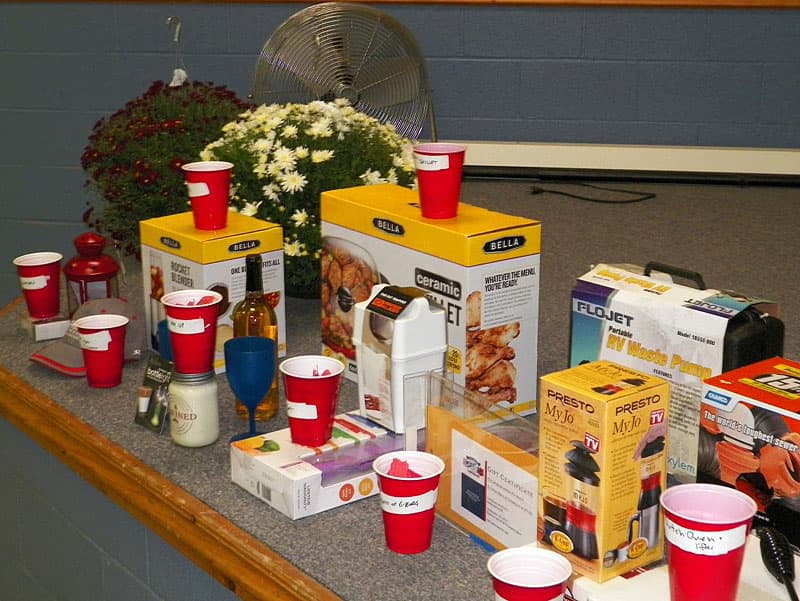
[13,251,63,318]
[660,483,757,601]
[182,161,233,230]
[160,289,223,374]
[372,450,446,554]
[74,314,129,388]
[487,546,573,601]
[413,143,466,219]
[279,355,344,446]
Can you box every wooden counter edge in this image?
[0,362,341,601]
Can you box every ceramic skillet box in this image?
[538,360,669,583]
[140,211,286,373]
[320,184,541,414]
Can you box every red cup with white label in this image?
[181,161,233,230]
[487,546,573,601]
[372,450,446,554]
[160,289,223,374]
[13,251,63,319]
[74,314,129,388]
[279,355,344,446]
[413,143,466,219]
[660,483,757,601]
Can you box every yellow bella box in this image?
[321,184,541,414]
[538,361,669,582]
[140,211,285,373]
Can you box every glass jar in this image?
[168,371,219,447]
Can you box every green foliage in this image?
[202,100,416,298]
[81,80,250,256]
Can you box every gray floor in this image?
[458,177,799,379]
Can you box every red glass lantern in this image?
[63,232,120,316]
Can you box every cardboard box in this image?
[538,361,669,583]
[140,211,286,373]
[321,184,541,414]
[699,357,800,546]
[230,412,403,519]
[569,263,782,483]
[424,372,539,551]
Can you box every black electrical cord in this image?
[530,181,656,204]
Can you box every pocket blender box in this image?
[538,360,670,583]
[569,263,783,483]
[140,211,286,373]
[699,357,800,546]
[320,184,541,415]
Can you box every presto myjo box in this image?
[140,211,286,373]
[538,360,669,583]
[320,184,541,415]
[230,411,403,519]
[699,357,800,546]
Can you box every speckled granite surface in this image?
[3,179,798,600]
[0,263,494,601]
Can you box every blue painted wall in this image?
[0,417,239,601]
[1,2,799,304]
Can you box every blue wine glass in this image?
[224,336,275,442]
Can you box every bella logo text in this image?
[372,218,405,236]
[160,236,181,250]
[483,235,525,254]
[229,240,261,253]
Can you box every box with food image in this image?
[230,411,402,519]
[140,211,285,373]
[320,184,541,414]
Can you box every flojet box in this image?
[569,263,783,483]
[140,211,286,373]
[321,184,541,415]
[538,360,669,583]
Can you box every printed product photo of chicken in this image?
[464,290,520,403]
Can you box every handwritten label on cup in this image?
[167,316,206,334]
[413,154,450,171]
[79,330,112,351]
[19,275,50,290]
[665,517,747,556]
[380,489,438,515]
[287,401,318,420]
[185,182,210,197]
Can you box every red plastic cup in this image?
[660,483,757,601]
[413,143,466,219]
[372,450,446,554]
[74,314,129,388]
[487,546,573,601]
[13,251,63,318]
[160,289,223,374]
[279,355,344,446]
[182,161,233,230]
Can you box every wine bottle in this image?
[231,254,279,421]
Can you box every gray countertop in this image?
[0,266,495,601]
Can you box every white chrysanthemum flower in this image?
[252,138,271,153]
[311,149,334,163]
[307,118,333,138]
[284,240,304,257]
[281,125,299,139]
[240,201,261,216]
[290,208,309,227]
[273,146,296,170]
[360,169,385,185]
[295,146,309,159]
[280,171,308,193]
